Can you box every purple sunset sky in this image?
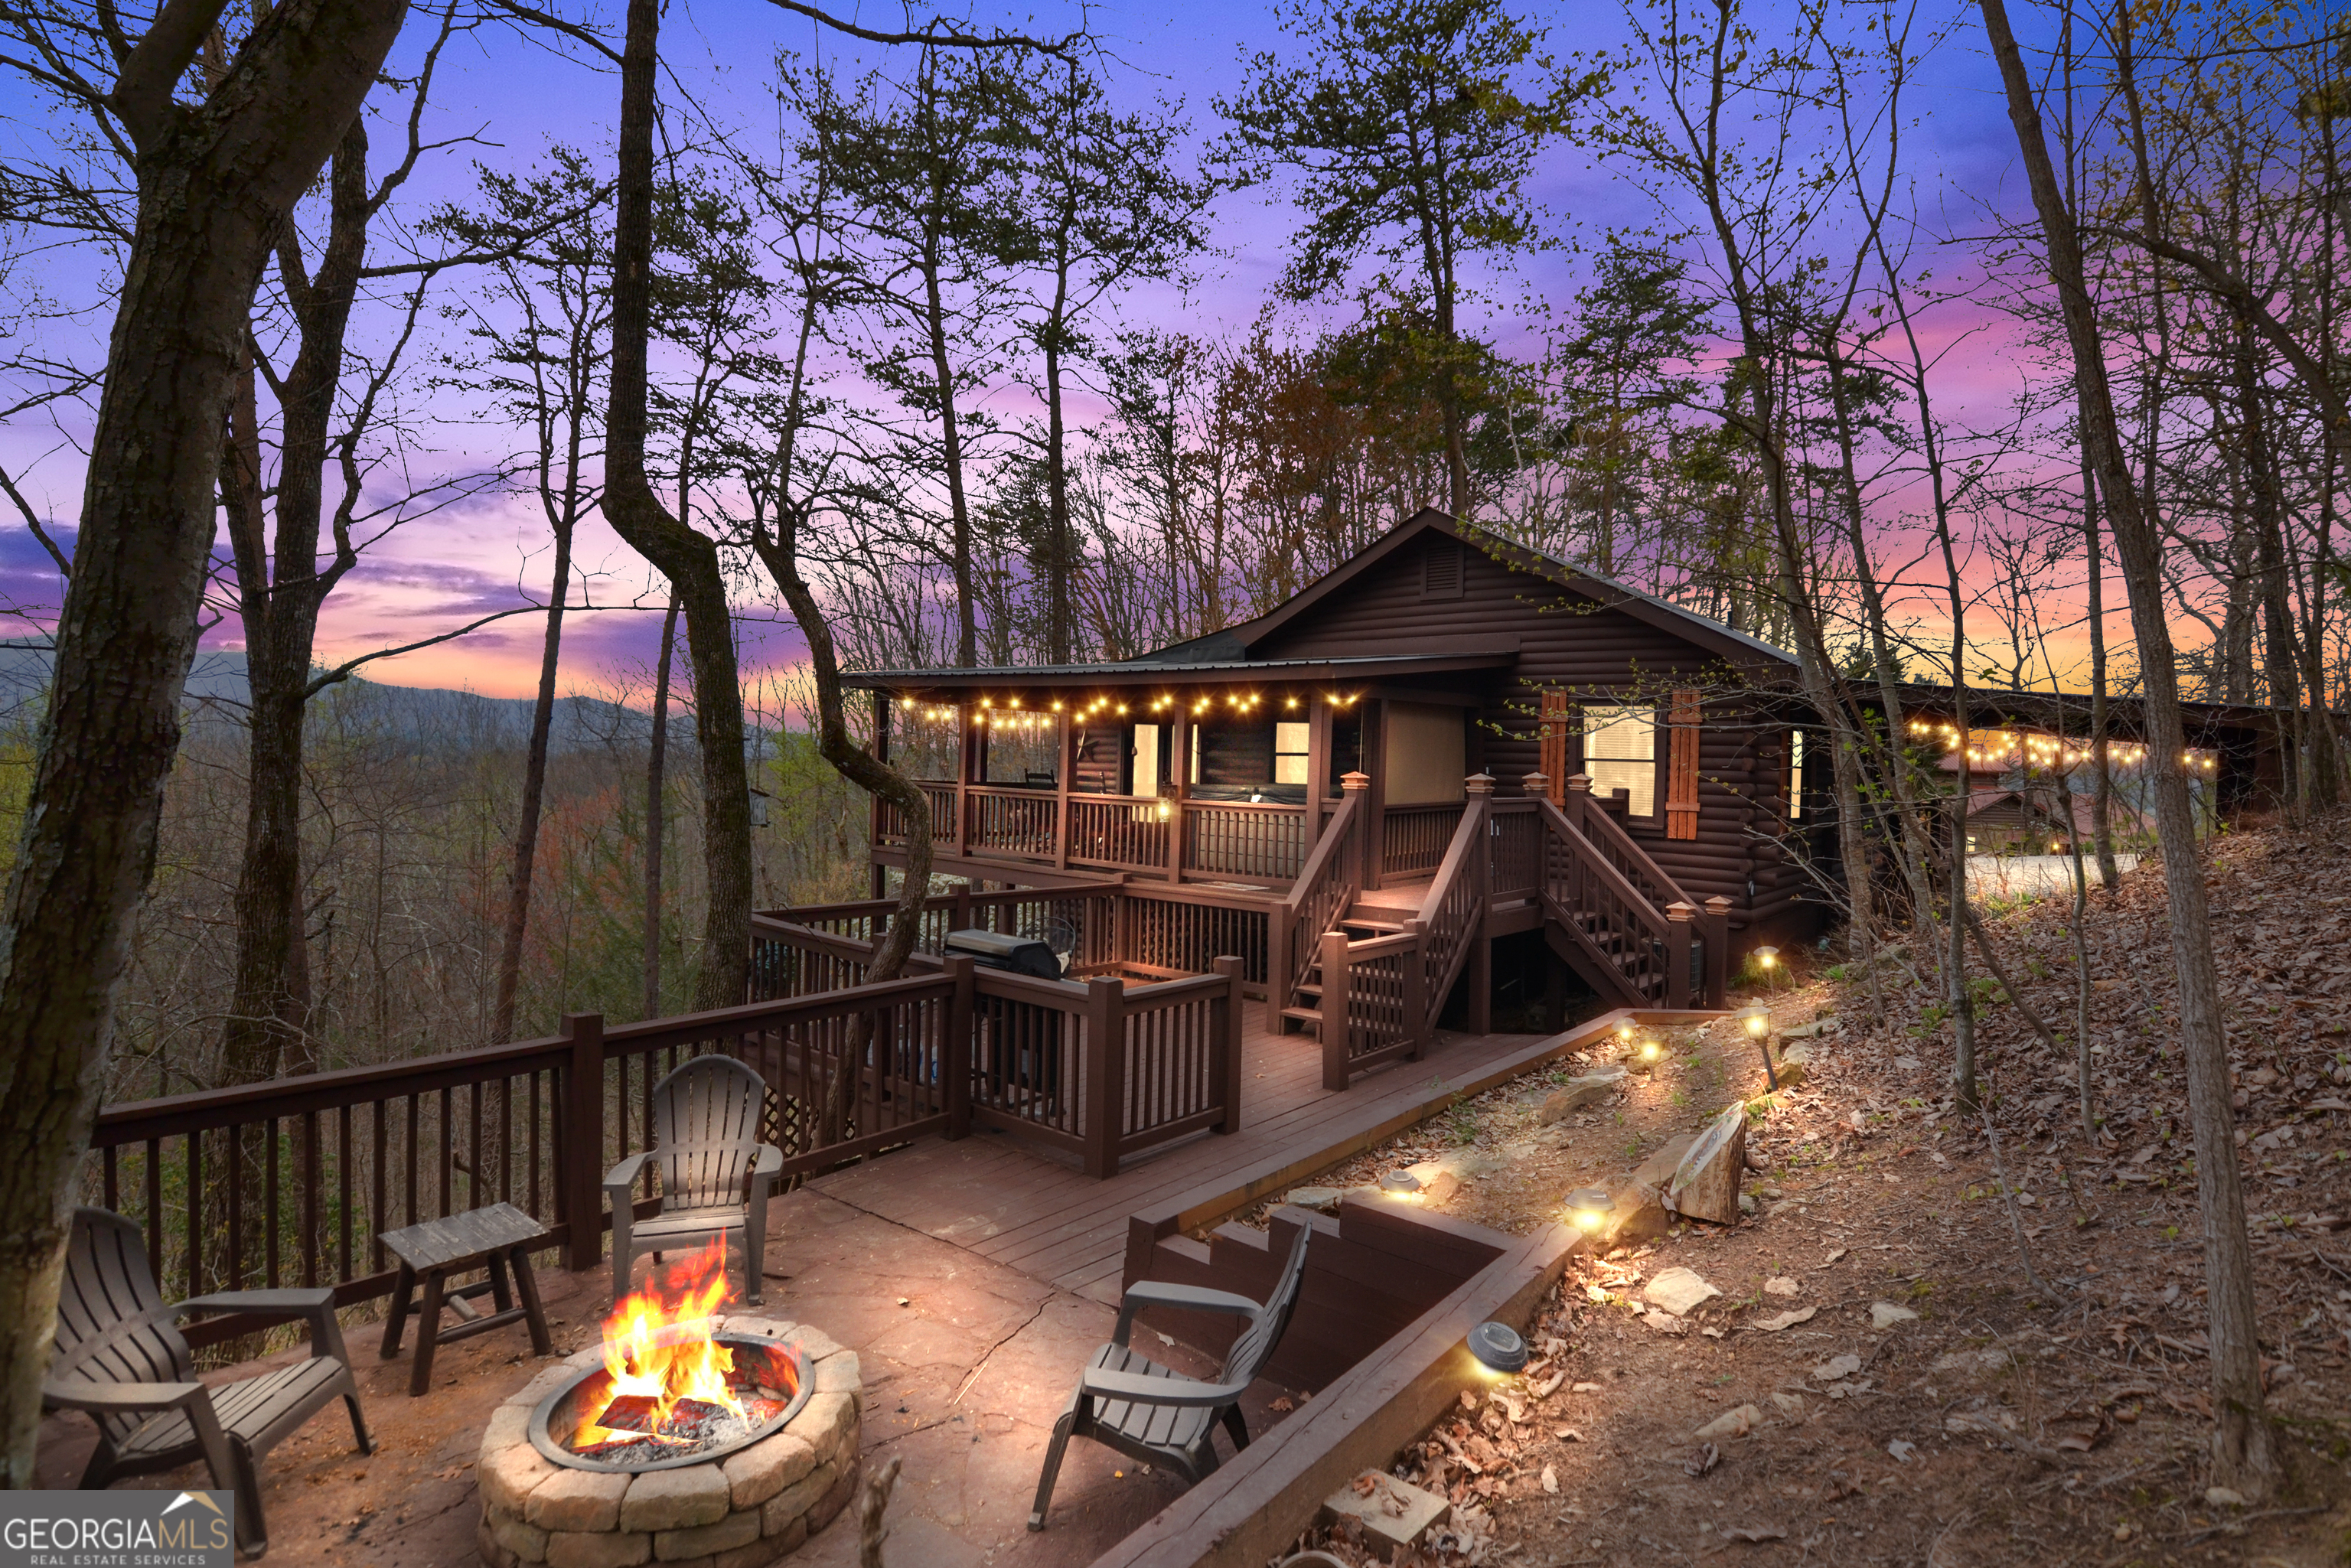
[0,0,2075,703]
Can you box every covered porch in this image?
[859,654,1515,896]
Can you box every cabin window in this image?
[1583,704,1656,817]
[1273,722,1309,784]
[1789,728,1806,818]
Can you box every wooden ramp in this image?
[807,999,1714,1303]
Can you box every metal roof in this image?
[845,651,1516,687]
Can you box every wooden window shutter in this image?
[1539,689,1570,804]
[1665,689,1701,840]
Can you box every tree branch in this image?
[0,461,69,577]
[106,0,231,148]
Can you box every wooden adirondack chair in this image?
[44,1207,373,1559]
[605,1055,782,1306]
[1028,1224,1312,1531]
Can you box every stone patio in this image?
[34,1187,1296,1568]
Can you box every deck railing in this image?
[756,919,1243,1178]
[754,884,1121,963]
[1487,797,1543,899]
[1316,927,1423,1089]
[83,977,961,1349]
[1067,794,1173,873]
[1269,784,1364,1019]
[1182,800,1306,882]
[879,777,1317,888]
[86,913,1241,1345]
[1379,801,1466,880]
[1411,781,1492,1037]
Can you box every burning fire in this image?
[570,1238,751,1453]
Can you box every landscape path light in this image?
[1753,944,1780,988]
[1738,1002,1778,1090]
[1380,1169,1423,1200]
[1467,1320,1528,1377]
[1567,1186,1612,1233]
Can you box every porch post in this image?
[1169,702,1191,884]
[1084,975,1125,1178]
[562,1013,605,1273]
[1305,696,1333,852]
[1212,954,1244,1133]
[871,692,890,882]
[1703,895,1732,1009]
[1361,699,1387,888]
[1341,770,1371,893]
[1055,707,1075,871]
[1319,927,1352,1092]
[1465,773,1495,1034]
[1665,900,1695,1009]
[954,703,973,864]
[943,954,975,1140]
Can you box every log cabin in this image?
[844,507,2295,1033]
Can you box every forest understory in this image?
[1283,810,2351,1566]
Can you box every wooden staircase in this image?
[1277,902,1422,1038]
[1272,775,1727,1065]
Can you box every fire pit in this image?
[477,1243,862,1568]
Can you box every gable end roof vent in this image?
[1420,541,1465,601]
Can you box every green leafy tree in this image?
[1216,0,1601,515]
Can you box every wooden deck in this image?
[807,997,1710,1304]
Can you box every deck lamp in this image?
[1467,1321,1528,1377]
[1154,798,1172,821]
[1379,1169,1423,1198]
[1739,1002,1779,1090]
[1567,1186,1612,1232]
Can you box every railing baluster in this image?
[185,1130,201,1298]
[338,1103,353,1286]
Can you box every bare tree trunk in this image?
[1978,0,2275,1490]
[0,0,409,1485]
[2082,456,2122,889]
[607,0,752,1010]
[492,522,574,1042]
[644,594,680,1019]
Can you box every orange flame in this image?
[570,1238,748,1451]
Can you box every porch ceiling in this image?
[845,650,1518,691]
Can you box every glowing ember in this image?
[564,1239,797,1463]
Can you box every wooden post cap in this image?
[1666,900,1696,922]
[1704,895,1733,914]
[1521,771,1550,796]
[1341,771,1371,791]
[1567,774,1593,793]
[1464,773,1495,795]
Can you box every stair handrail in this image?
[1271,777,1366,1009]
[1410,775,1493,1034]
[1559,775,1696,914]
[1534,798,1673,944]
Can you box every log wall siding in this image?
[1253,532,1811,930]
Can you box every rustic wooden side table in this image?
[377,1201,553,1396]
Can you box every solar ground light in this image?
[1380,1169,1423,1199]
[1467,1320,1529,1376]
[1739,1001,1779,1090]
[1567,1185,1612,1232]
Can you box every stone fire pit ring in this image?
[478,1316,861,1568]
